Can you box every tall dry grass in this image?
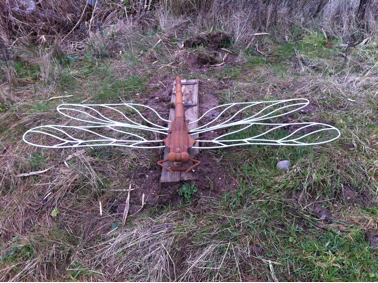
[1,0,376,89]
[0,0,377,46]
[0,1,378,281]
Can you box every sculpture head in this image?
[168,151,190,162]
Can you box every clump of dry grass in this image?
[78,212,268,281]
[0,0,85,43]
[1,0,377,47]
[1,0,377,94]
[159,0,378,46]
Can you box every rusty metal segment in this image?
[158,76,201,173]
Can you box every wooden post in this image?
[160,79,199,185]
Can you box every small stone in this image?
[339,226,347,231]
[276,160,291,170]
[333,204,338,208]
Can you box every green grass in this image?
[1,239,35,264]
[13,60,40,81]
[1,20,378,281]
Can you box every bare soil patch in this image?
[128,150,237,208]
[101,78,237,212]
[365,230,378,247]
[293,191,333,223]
[342,185,375,207]
[184,32,232,49]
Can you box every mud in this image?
[100,77,237,213]
[180,32,237,70]
[342,185,375,207]
[124,151,237,209]
[365,230,378,247]
[293,191,332,223]
[184,32,232,49]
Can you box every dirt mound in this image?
[129,151,237,208]
[342,185,375,207]
[184,32,232,49]
[293,192,332,223]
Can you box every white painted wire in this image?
[189,98,309,134]
[23,99,341,150]
[192,122,341,149]
[189,98,341,149]
[23,103,169,149]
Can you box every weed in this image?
[1,238,35,264]
[32,102,50,112]
[28,152,46,170]
[178,183,197,203]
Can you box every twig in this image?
[161,243,177,281]
[158,81,166,88]
[106,226,118,235]
[62,1,89,42]
[16,167,54,177]
[337,51,364,69]
[178,244,220,281]
[47,95,73,101]
[253,32,270,36]
[100,189,134,192]
[221,48,233,53]
[253,257,281,265]
[158,62,175,70]
[364,60,378,77]
[131,193,145,216]
[269,260,279,282]
[66,149,86,161]
[341,45,351,69]
[246,32,270,49]
[152,39,162,48]
[88,0,99,32]
[122,184,134,225]
[321,28,327,40]
[223,53,229,62]
[212,242,231,281]
[333,43,348,48]
[255,42,266,56]
[293,45,305,72]
[231,244,242,282]
[211,62,225,67]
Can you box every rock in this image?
[276,160,291,170]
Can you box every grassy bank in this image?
[0,0,378,281]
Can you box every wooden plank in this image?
[160,79,199,185]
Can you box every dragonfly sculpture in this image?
[23,76,341,173]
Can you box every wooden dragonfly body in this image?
[157,77,200,173]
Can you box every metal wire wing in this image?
[23,99,340,150]
[57,103,170,132]
[23,103,170,149]
[188,99,341,149]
